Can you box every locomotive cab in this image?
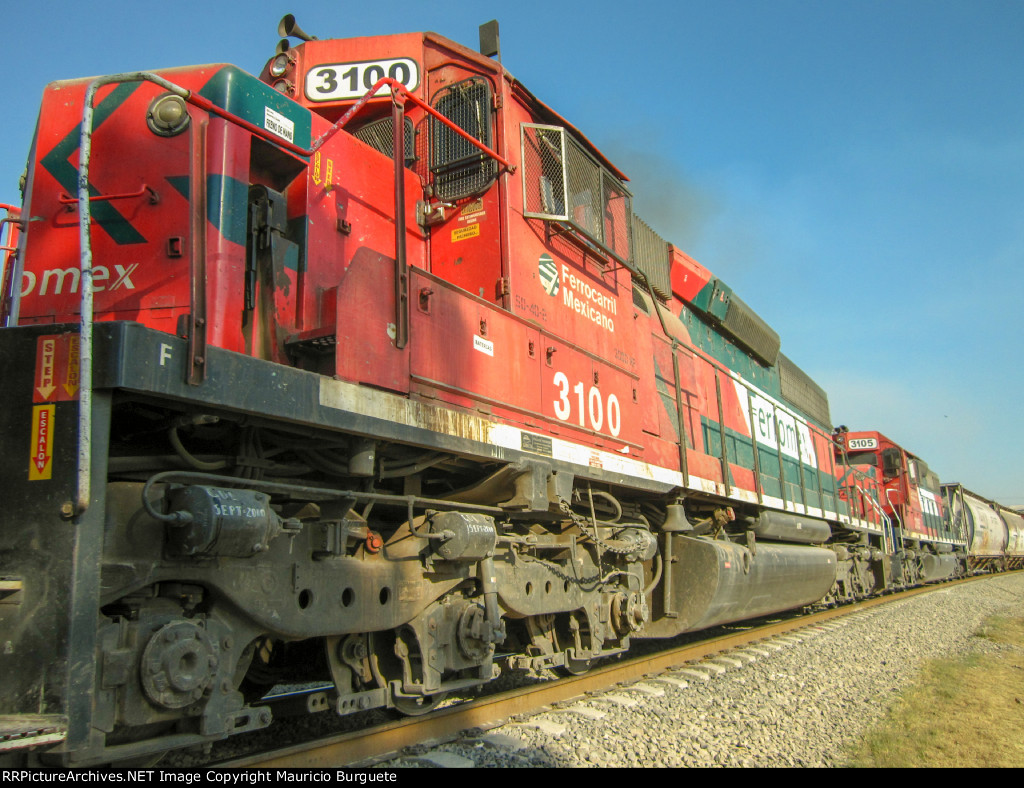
[255,24,649,456]
[834,430,963,583]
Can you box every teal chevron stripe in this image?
[166,173,252,248]
[40,82,147,245]
[197,66,311,150]
[207,174,249,247]
[165,174,189,199]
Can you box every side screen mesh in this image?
[565,142,604,241]
[352,117,417,167]
[521,124,568,219]
[430,77,496,201]
[601,173,631,262]
[521,123,633,264]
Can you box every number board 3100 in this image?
[305,58,420,101]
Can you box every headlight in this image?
[147,93,190,137]
[270,54,291,77]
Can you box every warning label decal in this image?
[451,224,481,242]
[33,334,80,403]
[29,404,54,481]
[34,337,57,402]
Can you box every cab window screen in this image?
[431,77,496,201]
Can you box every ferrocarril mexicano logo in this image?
[538,253,617,332]
[560,263,616,333]
[539,254,559,296]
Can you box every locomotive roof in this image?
[287,30,629,183]
[419,32,628,181]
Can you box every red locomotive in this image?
[832,429,962,586]
[0,16,1013,766]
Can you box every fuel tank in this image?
[919,552,959,582]
[643,535,837,637]
[732,510,832,545]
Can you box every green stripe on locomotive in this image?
[699,416,841,513]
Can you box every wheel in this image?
[558,651,594,676]
[391,692,448,716]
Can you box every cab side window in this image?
[430,77,496,201]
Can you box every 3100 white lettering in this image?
[305,58,420,101]
[552,371,621,437]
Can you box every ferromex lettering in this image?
[20,264,139,296]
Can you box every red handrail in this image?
[183,77,513,170]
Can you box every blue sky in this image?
[4,1,1022,504]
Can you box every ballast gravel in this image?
[385,573,1024,768]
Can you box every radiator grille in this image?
[721,294,781,367]
[631,215,670,300]
[778,353,832,428]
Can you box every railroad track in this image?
[217,577,984,768]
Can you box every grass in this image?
[846,615,1024,768]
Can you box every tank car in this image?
[0,16,1011,766]
[997,505,1024,570]
[942,484,1024,572]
